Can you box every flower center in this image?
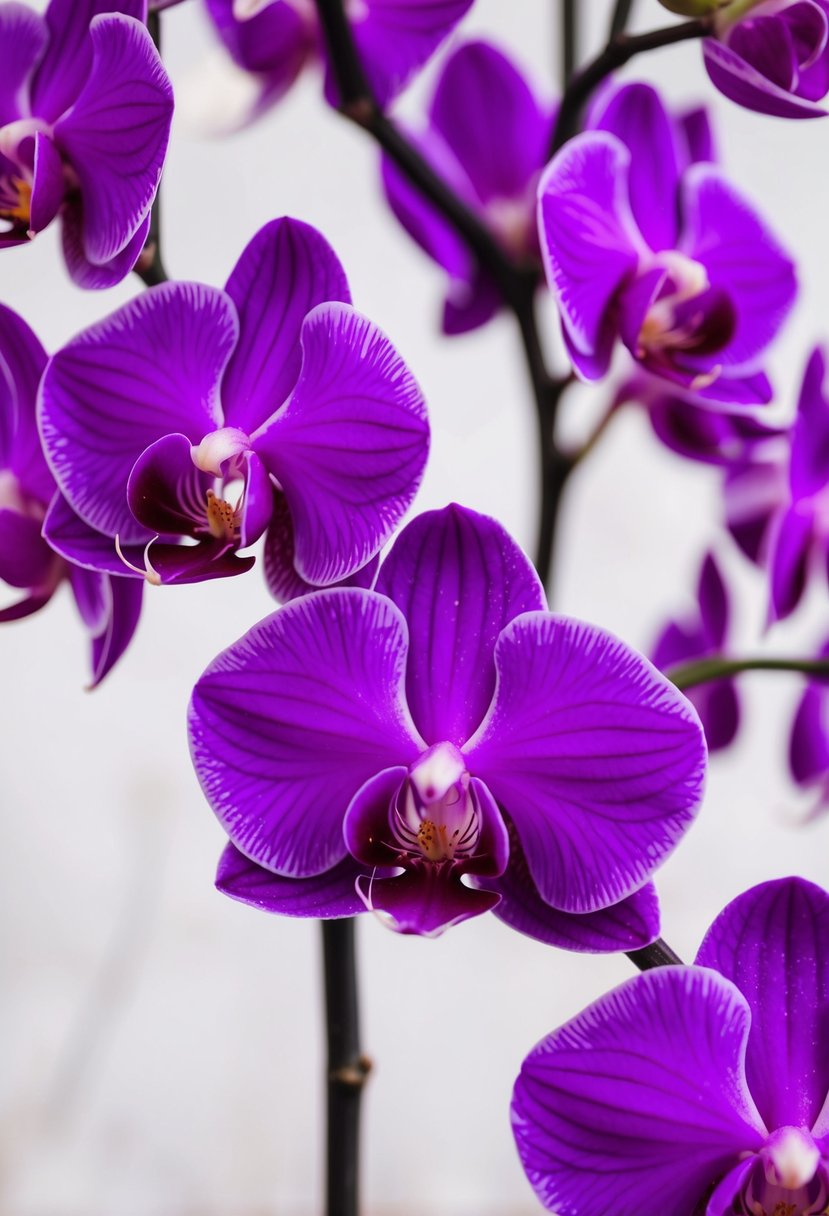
[0,176,31,225]
[205,488,240,540]
[391,743,481,864]
[735,1130,829,1216]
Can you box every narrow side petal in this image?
[84,570,143,687]
[703,36,829,119]
[0,302,50,503]
[790,346,829,499]
[189,589,424,877]
[61,204,150,289]
[254,303,428,586]
[216,843,372,919]
[29,132,65,236]
[790,681,829,787]
[512,966,764,1216]
[767,505,813,623]
[537,133,643,381]
[261,488,377,603]
[54,14,173,265]
[374,504,545,747]
[222,217,351,435]
[696,876,829,1132]
[465,614,706,914]
[39,283,238,543]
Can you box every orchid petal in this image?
[538,133,643,380]
[512,967,764,1216]
[254,303,428,586]
[83,570,143,687]
[0,5,47,126]
[262,488,377,603]
[696,877,829,1132]
[222,217,351,435]
[791,346,829,499]
[54,13,173,265]
[29,133,64,236]
[39,283,238,543]
[43,493,143,578]
[189,589,424,877]
[0,302,50,503]
[356,869,498,936]
[0,509,57,589]
[216,843,373,919]
[790,679,829,787]
[465,614,706,913]
[704,35,828,119]
[375,504,545,747]
[767,505,813,622]
[60,204,150,289]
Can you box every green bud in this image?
[656,0,733,15]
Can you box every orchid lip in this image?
[392,743,481,864]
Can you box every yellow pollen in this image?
[416,819,461,862]
[0,178,32,224]
[205,489,238,540]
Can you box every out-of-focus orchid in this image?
[0,303,141,686]
[204,0,474,120]
[0,0,173,287]
[704,0,829,119]
[652,552,740,751]
[382,39,554,334]
[189,504,707,944]
[538,82,796,404]
[39,217,429,593]
[513,877,829,1216]
[724,347,829,622]
[789,639,829,817]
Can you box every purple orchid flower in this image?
[0,302,142,686]
[724,346,829,622]
[189,503,707,944]
[704,0,829,119]
[652,552,740,752]
[204,0,474,119]
[513,876,829,1216]
[38,217,429,593]
[789,639,829,817]
[0,0,173,287]
[538,82,797,405]
[381,39,554,335]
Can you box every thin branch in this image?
[550,17,712,154]
[627,937,684,970]
[562,0,578,86]
[609,0,636,39]
[668,656,829,691]
[322,919,371,1216]
[133,10,169,287]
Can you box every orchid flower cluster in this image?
[5,0,829,1213]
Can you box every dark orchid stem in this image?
[314,0,573,592]
[562,0,578,85]
[550,17,711,154]
[322,918,371,1216]
[669,656,829,691]
[626,937,684,970]
[133,11,169,287]
[609,0,636,39]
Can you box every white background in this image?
[3,1,829,1212]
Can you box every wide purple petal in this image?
[465,614,706,914]
[39,283,238,543]
[696,876,829,1132]
[0,5,47,126]
[537,133,643,381]
[590,82,683,252]
[60,204,151,289]
[189,589,424,877]
[253,303,428,586]
[791,346,829,499]
[82,569,143,687]
[342,0,474,108]
[0,302,50,503]
[222,217,351,435]
[261,488,377,603]
[374,504,545,747]
[32,0,146,121]
[54,14,173,265]
[681,165,797,372]
[512,967,764,1216]
[695,680,740,753]
[429,40,551,206]
[790,679,829,787]
[216,843,372,919]
[768,505,813,622]
[703,35,829,119]
[476,820,660,952]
